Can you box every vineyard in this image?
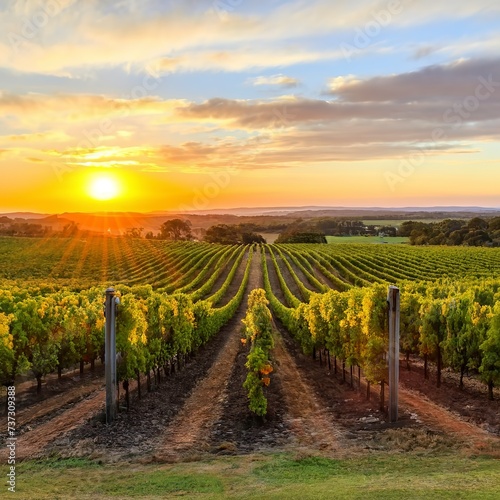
[1,236,500,463]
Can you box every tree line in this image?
[400,218,500,246]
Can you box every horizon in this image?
[2,204,500,219]
[1,2,500,211]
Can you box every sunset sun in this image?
[88,175,120,201]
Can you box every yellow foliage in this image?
[260,364,273,375]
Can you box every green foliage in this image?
[1,237,500,401]
[276,231,327,244]
[242,288,275,417]
[158,219,192,241]
[479,303,500,390]
[204,224,241,244]
[0,312,14,385]
[400,293,421,359]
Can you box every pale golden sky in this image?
[1,0,500,212]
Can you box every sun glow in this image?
[88,174,120,201]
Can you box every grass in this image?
[326,236,409,244]
[3,452,500,499]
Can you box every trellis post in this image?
[105,287,120,424]
[387,286,400,422]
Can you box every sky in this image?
[1,0,500,213]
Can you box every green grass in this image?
[326,236,409,244]
[3,452,500,499]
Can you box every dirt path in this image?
[0,389,105,461]
[153,249,261,460]
[3,363,104,407]
[3,370,153,460]
[399,388,500,456]
[13,378,104,430]
[8,243,499,463]
[272,328,341,452]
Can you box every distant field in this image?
[261,233,280,243]
[326,235,409,244]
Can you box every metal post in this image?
[387,286,400,423]
[105,287,119,424]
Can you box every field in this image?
[2,454,500,499]
[1,236,500,498]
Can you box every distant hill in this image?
[154,206,500,217]
[0,212,50,219]
[0,206,499,236]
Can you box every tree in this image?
[442,294,484,389]
[479,303,500,400]
[241,232,266,244]
[0,313,14,387]
[159,219,192,241]
[419,299,447,387]
[55,294,81,378]
[204,224,240,244]
[488,217,500,232]
[12,297,59,393]
[116,293,148,409]
[61,222,79,237]
[399,221,427,237]
[378,226,397,237]
[323,291,349,375]
[275,231,327,244]
[463,230,492,246]
[124,227,143,238]
[467,217,488,231]
[400,293,421,370]
[360,285,389,410]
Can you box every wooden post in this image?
[105,287,119,424]
[387,286,400,423]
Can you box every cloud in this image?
[154,47,343,73]
[327,57,500,103]
[174,57,500,165]
[2,57,500,174]
[0,92,189,138]
[411,45,440,60]
[1,0,498,76]
[250,74,299,88]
